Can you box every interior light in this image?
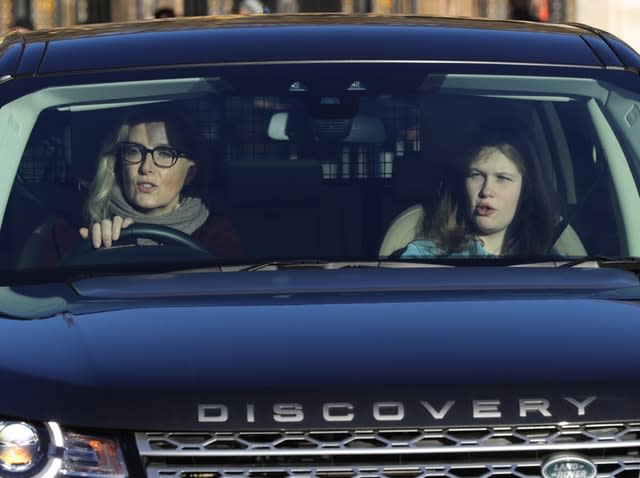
[348,80,367,91]
[288,81,308,92]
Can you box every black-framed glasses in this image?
[117,142,189,168]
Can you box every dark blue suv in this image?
[1,13,640,478]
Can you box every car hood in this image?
[2,266,640,430]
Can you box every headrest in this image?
[392,156,437,200]
[224,160,325,205]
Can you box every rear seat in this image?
[222,160,362,260]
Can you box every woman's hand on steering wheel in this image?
[62,222,213,266]
[79,216,134,249]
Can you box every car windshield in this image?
[2,63,640,274]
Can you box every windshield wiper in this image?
[240,256,617,272]
[241,259,479,271]
[240,259,339,272]
[560,256,640,271]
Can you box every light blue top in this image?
[400,239,494,258]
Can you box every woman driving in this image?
[45,105,243,262]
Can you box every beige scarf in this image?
[109,183,209,235]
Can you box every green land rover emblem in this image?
[541,455,597,478]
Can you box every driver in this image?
[43,105,244,263]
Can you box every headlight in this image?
[0,422,42,473]
[0,420,128,477]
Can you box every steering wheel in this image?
[61,223,213,266]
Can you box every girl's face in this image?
[465,146,523,253]
[120,121,195,216]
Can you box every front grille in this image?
[136,422,640,478]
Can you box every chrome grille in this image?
[136,423,640,478]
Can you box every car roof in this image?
[0,14,638,78]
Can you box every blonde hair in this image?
[85,126,130,223]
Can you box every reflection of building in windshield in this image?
[7,0,637,51]
[0,0,569,32]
